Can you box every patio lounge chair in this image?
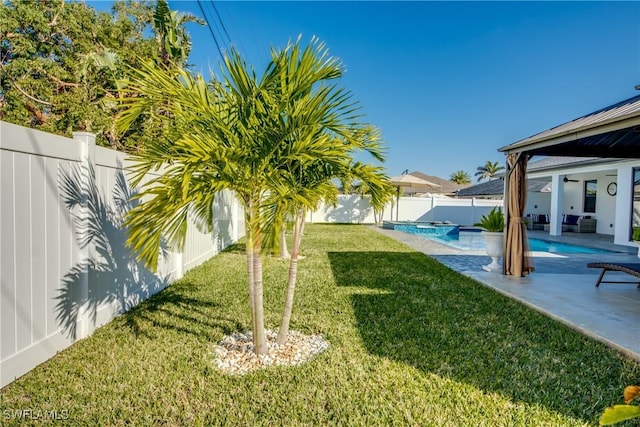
[587,262,640,288]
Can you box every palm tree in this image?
[258,45,387,344]
[263,162,339,345]
[450,170,471,184]
[352,165,395,225]
[118,56,272,353]
[475,160,505,182]
[117,37,385,354]
[265,148,388,345]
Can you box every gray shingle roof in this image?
[456,178,551,197]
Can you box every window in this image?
[583,180,597,213]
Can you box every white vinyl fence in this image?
[0,122,243,387]
[1,121,500,388]
[308,194,503,226]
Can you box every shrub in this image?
[474,207,505,232]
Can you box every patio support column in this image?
[549,174,564,236]
[614,167,633,245]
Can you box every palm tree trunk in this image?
[250,201,268,355]
[245,197,267,355]
[279,226,290,259]
[252,242,268,354]
[276,209,304,345]
[244,206,255,311]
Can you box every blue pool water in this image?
[421,231,613,254]
[388,222,459,236]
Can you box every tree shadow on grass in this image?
[328,251,632,423]
[121,281,245,340]
[219,242,247,255]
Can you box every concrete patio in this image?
[373,226,640,361]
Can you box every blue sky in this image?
[92,1,640,180]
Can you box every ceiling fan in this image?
[563,176,579,183]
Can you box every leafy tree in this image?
[475,160,505,182]
[153,0,204,69]
[117,38,386,354]
[0,0,199,151]
[450,170,471,184]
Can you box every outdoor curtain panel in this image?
[505,153,535,276]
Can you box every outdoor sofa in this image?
[527,213,597,233]
[525,213,549,230]
[558,214,597,233]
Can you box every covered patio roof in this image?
[499,94,640,158]
[496,91,640,277]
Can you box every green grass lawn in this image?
[1,224,638,426]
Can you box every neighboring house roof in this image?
[456,178,551,197]
[499,93,640,158]
[457,155,634,197]
[408,171,469,195]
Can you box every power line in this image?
[196,0,224,60]
[202,1,231,55]
[210,2,232,45]
[196,0,270,70]
[215,1,253,61]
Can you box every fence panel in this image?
[0,122,243,387]
[307,195,375,223]
[306,195,503,226]
[1,123,81,388]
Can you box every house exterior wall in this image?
[596,178,618,234]
[525,192,551,216]
[527,158,640,245]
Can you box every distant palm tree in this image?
[475,161,505,182]
[450,170,471,184]
[353,169,396,225]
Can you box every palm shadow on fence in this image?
[55,161,169,339]
[328,250,628,423]
[323,196,372,223]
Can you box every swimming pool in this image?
[383,221,459,236]
[420,231,613,254]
